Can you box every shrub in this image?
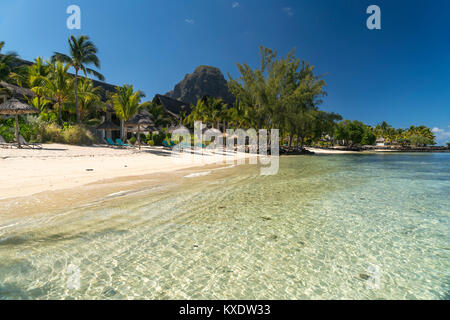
[34,123,96,145]
[129,137,137,145]
[0,116,38,142]
[0,124,14,142]
[146,140,154,146]
[36,123,62,143]
[152,132,165,146]
[1,116,97,145]
[61,125,96,145]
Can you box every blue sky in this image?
[1,0,449,144]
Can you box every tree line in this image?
[187,46,436,147]
[1,39,437,147]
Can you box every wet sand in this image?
[0,144,255,219]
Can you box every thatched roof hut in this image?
[124,110,156,149]
[0,81,34,101]
[152,94,191,118]
[166,124,191,134]
[124,109,155,128]
[0,98,38,115]
[376,137,386,146]
[97,120,120,131]
[0,98,39,148]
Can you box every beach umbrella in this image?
[166,124,191,146]
[0,98,39,148]
[96,120,120,142]
[166,124,190,134]
[125,113,156,150]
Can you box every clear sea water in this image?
[0,153,449,300]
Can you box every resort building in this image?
[376,137,386,146]
[0,81,34,103]
[152,94,191,120]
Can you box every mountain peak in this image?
[166,66,234,105]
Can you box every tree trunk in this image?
[58,104,62,126]
[296,136,300,149]
[15,115,21,149]
[137,125,141,150]
[37,96,41,112]
[75,69,80,124]
[300,136,304,149]
[106,112,112,140]
[120,119,125,141]
[288,135,293,148]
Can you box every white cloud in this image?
[432,127,450,145]
[232,2,240,9]
[283,7,294,17]
[185,19,195,24]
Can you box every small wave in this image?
[0,222,20,232]
[213,165,236,171]
[184,171,212,178]
[106,191,127,197]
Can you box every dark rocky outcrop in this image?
[280,147,315,155]
[165,66,234,106]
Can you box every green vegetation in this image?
[111,84,148,140]
[0,41,23,83]
[334,120,375,146]
[0,39,438,148]
[0,116,95,145]
[52,35,104,124]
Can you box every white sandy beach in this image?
[0,144,254,201]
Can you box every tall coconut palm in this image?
[52,35,104,124]
[43,62,73,125]
[112,84,146,140]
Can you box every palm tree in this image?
[76,78,103,121]
[147,103,172,128]
[28,57,49,111]
[52,35,104,124]
[112,84,146,140]
[185,98,209,126]
[207,97,227,129]
[28,96,51,113]
[43,62,73,125]
[0,41,19,83]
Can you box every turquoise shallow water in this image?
[0,153,449,299]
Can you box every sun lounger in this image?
[115,139,130,147]
[106,138,118,147]
[15,135,42,149]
